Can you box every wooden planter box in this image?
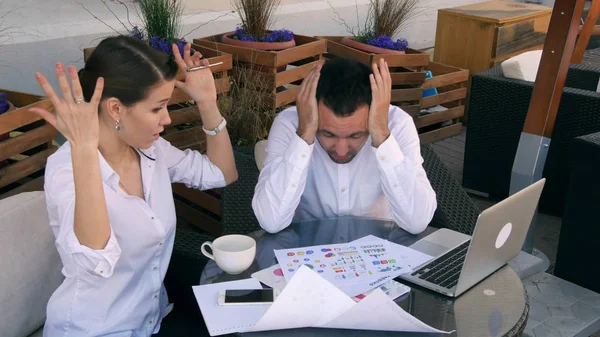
[416,62,469,144]
[0,90,56,198]
[83,44,233,107]
[193,33,327,112]
[318,36,430,117]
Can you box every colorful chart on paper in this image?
[273,240,404,285]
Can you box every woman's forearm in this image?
[71,145,111,249]
[199,105,238,184]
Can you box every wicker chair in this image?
[554,131,600,293]
[220,147,262,235]
[463,64,600,216]
[422,145,480,235]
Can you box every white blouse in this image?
[42,137,226,337]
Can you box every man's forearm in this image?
[253,136,313,233]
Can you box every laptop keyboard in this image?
[410,240,471,289]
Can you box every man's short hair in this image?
[316,57,372,117]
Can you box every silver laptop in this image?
[398,178,546,297]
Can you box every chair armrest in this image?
[463,67,533,199]
[422,145,480,235]
[220,148,261,235]
[477,63,600,92]
[564,63,600,92]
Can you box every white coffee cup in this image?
[201,235,256,275]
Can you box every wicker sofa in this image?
[553,131,600,293]
[463,64,600,216]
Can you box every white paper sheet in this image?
[251,264,287,290]
[251,264,410,302]
[247,265,356,332]
[274,240,405,290]
[318,287,448,333]
[192,278,269,336]
[352,235,434,271]
[273,236,433,297]
[352,279,410,302]
[245,265,452,334]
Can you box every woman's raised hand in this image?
[29,62,104,149]
[171,43,218,113]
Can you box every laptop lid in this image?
[453,178,546,296]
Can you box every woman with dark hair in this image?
[30,35,237,336]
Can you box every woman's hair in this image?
[79,35,179,108]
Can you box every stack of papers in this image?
[267,235,432,297]
[252,264,411,302]
[193,265,453,336]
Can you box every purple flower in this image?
[126,27,187,58]
[176,38,187,58]
[233,26,294,43]
[148,36,187,58]
[0,92,10,114]
[362,34,408,51]
[128,26,144,41]
[233,26,256,42]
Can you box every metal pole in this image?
[509,0,586,253]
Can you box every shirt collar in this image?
[68,142,157,193]
[137,143,157,161]
[97,150,120,189]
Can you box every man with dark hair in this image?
[252,57,437,234]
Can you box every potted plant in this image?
[339,0,420,55]
[0,92,15,141]
[194,0,326,113]
[221,0,295,51]
[128,0,187,57]
[84,0,187,60]
[82,0,233,109]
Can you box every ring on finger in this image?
[74,97,85,104]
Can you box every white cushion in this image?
[0,192,64,337]
[254,140,268,172]
[501,49,543,82]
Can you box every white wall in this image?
[0,0,488,95]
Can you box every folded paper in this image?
[193,265,452,336]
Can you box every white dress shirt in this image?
[252,105,437,234]
[42,137,225,337]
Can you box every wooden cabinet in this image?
[433,0,552,122]
[433,0,552,75]
[432,1,552,121]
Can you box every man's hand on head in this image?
[296,62,323,145]
[368,58,392,148]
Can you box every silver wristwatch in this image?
[202,118,227,136]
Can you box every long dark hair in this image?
[79,35,179,107]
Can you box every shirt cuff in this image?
[284,133,314,170]
[67,228,122,278]
[372,133,404,168]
